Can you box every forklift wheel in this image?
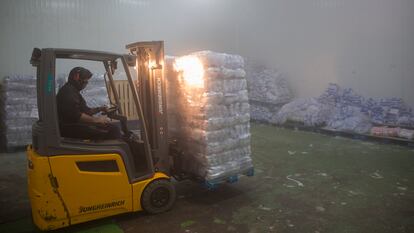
[141,179,176,214]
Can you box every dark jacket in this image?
[56,82,121,140]
[56,82,93,124]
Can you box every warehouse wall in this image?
[1,0,413,107]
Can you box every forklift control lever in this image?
[102,105,119,116]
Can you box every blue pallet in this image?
[245,167,255,177]
[204,167,254,190]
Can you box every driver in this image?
[56,67,121,140]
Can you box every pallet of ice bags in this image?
[0,75,38,151]
[165,51,254,184]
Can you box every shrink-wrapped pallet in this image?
[0,75,37,150]
[165,51,253,181]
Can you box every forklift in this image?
[26,41,180,231]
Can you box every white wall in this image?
[1,0,413,107]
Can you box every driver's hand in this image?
[98,106,108,113]
[94,116,110,125]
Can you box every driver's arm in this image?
[79,113,109,125]
[87,106,108,115]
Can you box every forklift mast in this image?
[126,41,170,172]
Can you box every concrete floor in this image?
[0,123,413,233]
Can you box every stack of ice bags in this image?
[271,83,414,134]
[245,60,292,122]
[271,97,334,127]
[0,75,38,150]
[326,106,373,134]
[0,73,108,150]
[319,83,414,127]
[165,51,253,181]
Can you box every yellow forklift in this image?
[26,41,180,231]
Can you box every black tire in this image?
[141,179,176,214]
